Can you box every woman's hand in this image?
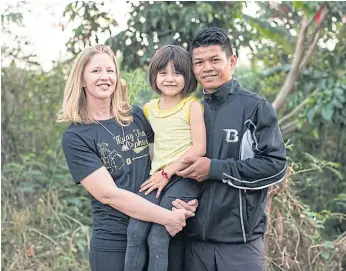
[139,171,169,198]
[164,209,186,236]
[172,199,199,219]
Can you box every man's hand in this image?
[176,157,211,182]
[172,199,198,219]
[139,171,169,198]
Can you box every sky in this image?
[2,0,256,71]
[2,0,131,71]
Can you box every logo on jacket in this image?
[223,129,239,143]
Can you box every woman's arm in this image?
[80,166,188,236]
[61,130,193,235]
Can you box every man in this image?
[177,27,287,270]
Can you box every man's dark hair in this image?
[190,27,236,57]
[148,45,197,97]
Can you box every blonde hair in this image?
[57,44,133,125]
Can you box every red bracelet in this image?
[161,169,170,181]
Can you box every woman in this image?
[57,44,197,271]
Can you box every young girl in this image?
[125,45,206,271]
[58,45,197,271]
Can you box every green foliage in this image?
[106,1,246,69]
[1,62,68,162]
[64,1,251,69]
[122,68,156,106]
[63,1,118,55]
[304,81,346,124]
[1,152,91,270]
[265,149,345,270]
[264,164,346,270]
[1,56,93,269]
[235,4,346,245]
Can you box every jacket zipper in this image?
[237,117,248,243]
[203,99,219,241]
[239,189,247,243]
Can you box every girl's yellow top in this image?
[143,96,202,175]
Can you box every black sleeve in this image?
[132,105,154,143]
[209,100,287,190]
[62,131,104,184]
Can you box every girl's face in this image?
[156,61,185,98]
[82,53,117,102]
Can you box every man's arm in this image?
[178,100,287,189]
[209,100,286,189]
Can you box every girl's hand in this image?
[164,209,186,236]
[139,171,169,198]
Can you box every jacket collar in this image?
[203,79,239,103]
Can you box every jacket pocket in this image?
[242,191,250,234]
[244,189,267,234]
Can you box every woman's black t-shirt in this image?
[61,105,154,251]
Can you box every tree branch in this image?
[299,32,320,71]
[272,7,329,112]
[272,16,311,111]
[309,7,329,44]
[299,9,329,71]
[278,89,319,125]
[281,120,299,135]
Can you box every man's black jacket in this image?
[185,80,287,243]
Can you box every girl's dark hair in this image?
[191,27,236,57]
[148,45,197,97]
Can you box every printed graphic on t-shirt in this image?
[97,128,150,173]
[113,128,150,153]
[97,142,124,173]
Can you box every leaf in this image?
[66,198,83,208]
[293,2,304,10]
[326,167,343,179]
[312,128,319,139]
[332,99,343,109]
[321,105,334,121]
[243,14,293,53]
[320,251,330,260]
[261,65,291,76]
[306,108,316,123]
[323,241,335,249]
[20,183,37,193]
[303,152,318,163]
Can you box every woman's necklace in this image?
[95,120,129,151]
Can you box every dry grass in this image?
[1,159,91,271]
[265,166,346,271]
